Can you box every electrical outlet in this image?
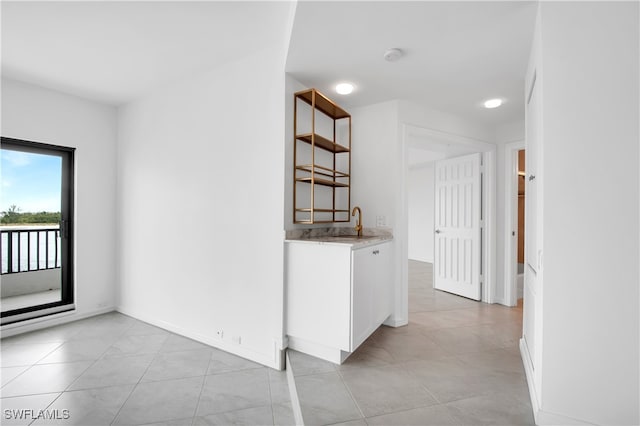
[216,330,224,339]
[232,336,242,345]
[376,215,386,227]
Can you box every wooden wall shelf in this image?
[295,177,349,188]
[295,90,350,120]
[295,133,350,153]
[296,165,349,179]
[293,89,351,224]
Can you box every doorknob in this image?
[528,175,536,181]
[435,229,441,234]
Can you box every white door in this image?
[525,76,539,273]
[434,153,482,300]
[523,69,540,370]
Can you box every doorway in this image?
[504,140,526,307]
[1,137,75,324]
[401,124,496,326]
[516,149,526,304]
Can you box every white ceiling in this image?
[1,1,291,105]
[286,1,538,128]
[2,1,537,128]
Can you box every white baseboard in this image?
[0,306,114,337]
[492,297,506,306]
[519,339,594,426]
[116,306,284,370]
[383,316,408,327]
[536,411,595,426]
[520,337,540,424]
[287,336,348,364]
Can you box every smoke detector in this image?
[384,48,403,62]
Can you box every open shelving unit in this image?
[293,89,351,224]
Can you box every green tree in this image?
[1,206,61,225]
[1,205,21,224]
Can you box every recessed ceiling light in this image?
[336,83,354,95]
[484,98,503,109]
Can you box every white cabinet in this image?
[351,243,393,350]
[351,244,391,349]
[285,239,393,364]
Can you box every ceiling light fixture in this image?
[384,48,403,62]
[484,98,503,109]
[336,83,354,95]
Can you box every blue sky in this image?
[1,149,62,213]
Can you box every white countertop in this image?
[285,234,393,249]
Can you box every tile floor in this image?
[1,260,533,426]
[288,260,534,426]
[1,313,294,425]
[2,290,62,312]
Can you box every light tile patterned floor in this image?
[1,312,293,426]
[289,260,534,426]
[1,261,532,426]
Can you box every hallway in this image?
[289,260,533,425]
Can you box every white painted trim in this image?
[285,351,305,426]
[483,150,497,304]
[0,306,114,336]
[383,317,408,327]
[520,337,540,422]
[404,123,495,152]
[400,123,497,317]
[287,336,349,365]
[117,306,283,370]
[504,140,526,307]
[394,123,410,327]
[520,339,596,426]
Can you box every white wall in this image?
[116,42,289,369]
[348,100,401,322]
[1,78,118,330]
[408,164,435,262]
[399,100,495,143]
[350,101,400,231]
[537,2,639,424]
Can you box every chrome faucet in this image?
[352,206,363,237]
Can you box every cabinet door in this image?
[351,246,376,350]
[351,242,393,351]
[286,243,352,350]
[372,242,393,325]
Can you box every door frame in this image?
[503,140,525,307]
[399,124,496,323]
[1,137,75,324]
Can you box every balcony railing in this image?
[0,226,61,275]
